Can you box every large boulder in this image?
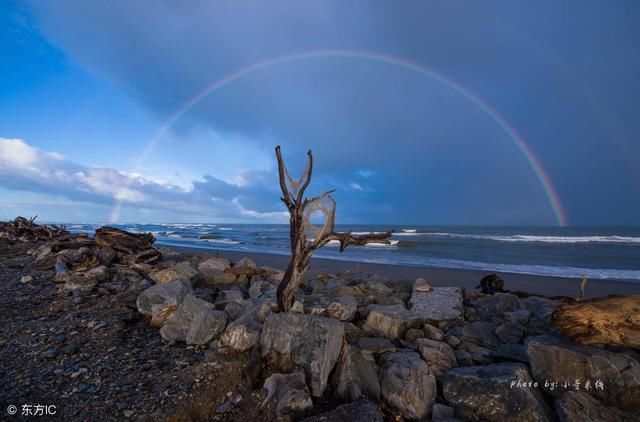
[416,338,458,378]
[260,313,345,397]
[159,295,227,345]
[300,400,384,422]
[443,363,555,421]
[136,279,193,317]
[327,296,358,321]
[379,350,437,420]
[332,344,380,401]
[362,304,422,339]
[149,261,198,284]
[555,391,636,422]
[409,287,464,325]
[526,335,640,413]
[262,371,313,418]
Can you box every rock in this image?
[379,350,437,420]
[260,313,344,397]
[331,284,366,298]
[555,391,636,422]
[454,349,473,366]
[526,335,640,413]
[332,344,380,401]
[495,322,525,344]
[159,295,227,345]
[504,309,530,326]
[262,371,313,417]
[136,279,193,317]
[150,303,178,328]
[448,321,499,349]
[300,400,384,422]
[290,299,304,313]
[63,274,98,294]
[358,337,396,361]
[472,293,525,321]
[149,261,198,284]
[404,328,425,342]
[423,324,445,341]
[522,296,561,335]
[458,341,495,365]
[362,304,421,339]
[491,344,530,364]
[234,256,257,269]
[327,296,357,321]
[365,280,393,296]
[248,278,276,299]
[413,277,432,292]
[432,403,457,420]
[220,300,275,351]
[20,275,33,283]
[197,257,230,279]
[445,334,461,348]
[409,287,464,324]
[416,338,458,378]
[443,362,555,422]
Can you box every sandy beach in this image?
[167,246,640,299]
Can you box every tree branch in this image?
[275,145,293,208]
[295,149,313,204]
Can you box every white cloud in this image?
[0,137,286,222]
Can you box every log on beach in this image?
[553,295,640,349]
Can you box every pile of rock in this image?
[0,216,69,242]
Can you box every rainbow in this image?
[109,49,568,226]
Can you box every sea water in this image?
[64,223,640,281]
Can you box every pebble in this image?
[216,401,232,414]
[123,410,134,417]
[21,275,33,283]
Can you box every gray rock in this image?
[248,278,276,299]
[423,323,445,341]
[409,287,464,323]
[299,400,383,422]
[504,309,530,325]
[332,344,380,401]
[150,261,198,284]
[432,403,456,420]
[472,293,525,321]
[234,256,257,269]
[20,275,33,283]
[136,279,193,317]
[555,391,636,422]
[220,299,276,351]
[526,335,640,413]
[443,362,555,422]
[448,321,499,349]
[365,279,393,296]
[197,257,230,278]
[491,344,530,364]
[160,295,226,345]
[495,322,525,344]
[413,277,432,292]
[63,273,98,293]
[262,371,313,417]
[358,337,396,360]
[458,341,495,365]
[327,296,357,321]
[260,313,344,397]
[416,338,458,378]
[379,350,437,420]
[362,304,421,339]
[404,328,425,342]
[521,297,561,335]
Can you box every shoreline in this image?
[165,245,640,299]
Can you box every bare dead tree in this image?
[275,145,394,311]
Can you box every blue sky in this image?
[1,1,639,225]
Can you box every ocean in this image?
[65,224,640,282]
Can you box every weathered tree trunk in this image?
[553,295,640,349]
[274,145,393,311]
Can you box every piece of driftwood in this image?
[94,227,156,255]
[553,295,640,349]
[274,145,393,311]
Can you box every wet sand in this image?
[166,246,640,299]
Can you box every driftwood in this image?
[0,216,69,242]
[553,295,640,349]
[274,145,393,311]
[95,227,156,255]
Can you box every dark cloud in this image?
[13,0,640,224]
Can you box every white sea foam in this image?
[421,233,640,244]
[325,239,399,247]
[203,238,240,245]
[219,227,233,231]
[402,229,417,233]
